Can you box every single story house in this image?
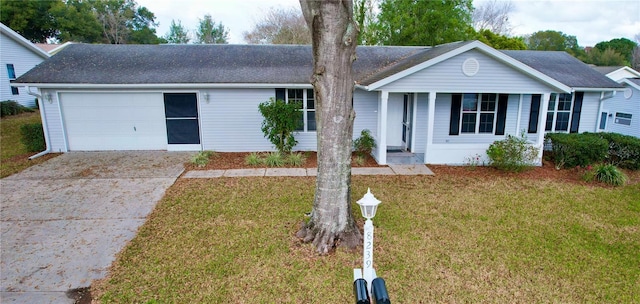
[13,40,623,165]
[592,66,640,138]
[0,22,50,107]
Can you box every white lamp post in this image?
[354,188,381,299]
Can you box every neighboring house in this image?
[0,23,50,107]
[592,66,640,137]
[35,42,74,56]
[13,41,622,165]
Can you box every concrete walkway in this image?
[0,152,190,304]
[182,164,434,178]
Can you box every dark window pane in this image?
[599,112,607,130]
[481,100,495,111]
[166,119,200,144]
[479,113,494,133]
[164,93,198,118]
[616,112,632,119]
[288,89,303,101]
[307,97,314,110]
[11,86,19,95]
[461,113,476,133]
[6,64,16,79]
[296,111,304,131]
[307,111,316,131]
[545,112,554,131]
[462,94,478,111]
[558,93,572,111]
[555,112,570,131]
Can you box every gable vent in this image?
[624,87,633,99]
[462,58,479,76]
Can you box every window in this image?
[599,112,607,130]
[286,89,315,132]
[614,112,632,126]
[6,64,16,79]
[460,93,497,134]
[545,93,573,132]
[11,86,19,95]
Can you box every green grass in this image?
[93,175,640,303]
[0,111,57,178]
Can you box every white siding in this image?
[41,89,66,152]
[201,89,275,152]
[353,89,378,138]
[413,93,428,153]
[578,92,602,133]
[603,85,640,137]
[0,32,46,107]
[380,50,553,93]
[386,93,404,147]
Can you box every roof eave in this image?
[572,87,625,92]
[10,82,314,89]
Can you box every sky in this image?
[136,0,640,47]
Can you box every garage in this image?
[60,92,168,151]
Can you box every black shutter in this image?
[449,94,462,135]
[275,88,285,101]
[528,94,541,133]
[569,92,583,133]
[495,94,509,135]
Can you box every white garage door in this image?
[60,92,167,151]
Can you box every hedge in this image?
[1,100,34,117]
[599,133,640,170]
[20,123,45,152]
[545,133,608,168]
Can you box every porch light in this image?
[203,92,210,103]
[45,93,52,103]
[357,188,381,219]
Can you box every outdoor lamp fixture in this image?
[203,92,210,103]
[353,188,390,304]
[45,93,53,104]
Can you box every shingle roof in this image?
[15,44,420,85]
[15,42,622,90]
[501,50,622,89]
[591,66,624,75]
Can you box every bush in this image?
[245,152,263,166]
[353,155,365,166]
[264,152,284,167]
[285,153,306,167]
[546,133,608,168]
[353,129,376,157]
[486,134,539,172]
[583,164,627,186]
[1,100,34,117]
[258,98,299,154]
[598,133,640,170]
[190,151,215,167]
[20,123,45,152]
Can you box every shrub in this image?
[583,164,627,186]
[285,153,306,167]
[546,133,608,168]
[353,155,365,166]
[264,152,284,167]
[353,129,376,157]
[598,133,640,170]
[20,123,45,152]
[1,100,34,117]
[190,151,215,167]
[258,98,299,154]
[245,152,263,166]
[486,134,539,172]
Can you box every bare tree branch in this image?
[473,0,514,36]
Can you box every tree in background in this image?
[585,48,627,66]
[593,38,637,66]
[296,0,361,254]
[472,0,514,36]
[0,0,58,43]
[243,7,310,44]
[475,29,526,50]
[195,14,229,44]
[633,34,640,71]
[165,19,190,44]
[371,0,474,46]
[128,6,164,44]
[92,0,136,44]
[354,0,377,45]
[525,30,584,57]
[49,0,102,43]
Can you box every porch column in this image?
[536,92,551,165]
[411,93,418,152]
[515,94,524,134]
[377,91,388,165]
[425,91,436,164]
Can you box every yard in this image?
[92,170,640,303]
[0,111,58,178]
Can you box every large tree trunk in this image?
[296,0,362,254]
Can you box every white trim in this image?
[621,78,640,91]
[411,93,418,152]
[572,87,624,92]
[537,93,551,164]
[377,91,388,165]
[362,40,572,93]
[0,23,50,59]
[168,144,201,151]
[515,94,523,134]
[12,83,314,89]
[425,92,436,164]
[605,66,640,80]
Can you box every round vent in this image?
[624,87,633,99]
[462,58,479,76]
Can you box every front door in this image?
[164,93,201,150]
[402,94,413,151]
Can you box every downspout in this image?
[26,86,52,159]
[596,90,616,132]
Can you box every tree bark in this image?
[296,0,362,254]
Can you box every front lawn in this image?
[0,111,58,178]
[93,174,640,303]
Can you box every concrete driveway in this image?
[0,152,191,303]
